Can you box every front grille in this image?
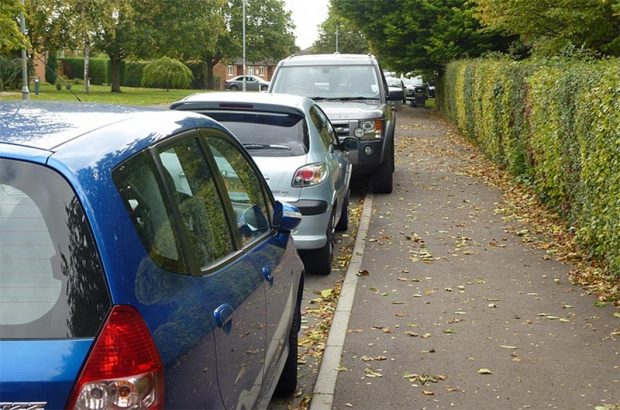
[331,120,355,138]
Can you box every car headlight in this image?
[356,119,383,140]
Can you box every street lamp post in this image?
[242,0,246,92]
[20,0,29,100]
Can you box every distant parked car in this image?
[386,76,407,105]
[171,92,357,276]
[402,76,428,107]
[225,75,270,91]
[0,101,304,409]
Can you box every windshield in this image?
[206,111,308,157]
[403,76,423,87]
[271,65,380,100]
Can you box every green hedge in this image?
[440,57,620,276]
[59,57,148,86]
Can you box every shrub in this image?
[440,57,620,276]
[124,61,147,87]
[0,55,21,91]
[141,57,193,90]
[45,51,58,84]
[186,60,207,89]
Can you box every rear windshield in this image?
[0,159,110,339]
[206,111,308,157]
[271,65,380,100]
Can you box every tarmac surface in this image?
[273,105,619,410]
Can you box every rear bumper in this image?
[286,200,331,250]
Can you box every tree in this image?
[0,0,27,52]
[312,6,369,54]
[331,0,512,75]
[472,0,620,56]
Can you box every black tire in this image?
[372,143,394,194]
[229,84,238,91]
[274,275,303,396]
[260,84,268,91]
[335,194,349,232]
[299,217,333,275]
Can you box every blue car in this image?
[0,102,304,409]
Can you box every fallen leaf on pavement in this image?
[478,368,492,375]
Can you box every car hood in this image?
[315,100,386,121]
[252,156,304,204]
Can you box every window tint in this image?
[158,139,234,269]
[206,111,308,157]
[309,106,332,149]
[205,137,271,247]
[0,159,110,339]
[113,151,185,272]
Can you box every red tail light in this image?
[67,305,164,410]
[292,163,328,187]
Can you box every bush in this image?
[441,57,620,276]
[186,60,207,89]
[124,61,147,87]
[141,57,193,90]
[45,51,58,84]
[0,55,21,91]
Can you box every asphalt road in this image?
[272,105,619,410]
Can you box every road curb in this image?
[309,193,374,410]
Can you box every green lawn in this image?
[0,83,207,106]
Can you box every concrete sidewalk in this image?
[315,107,619,409]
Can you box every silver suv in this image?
[268,54,403,194]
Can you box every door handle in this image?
[262,266,273,286]
[214,303,233,334]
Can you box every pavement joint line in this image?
[309,192,374,410]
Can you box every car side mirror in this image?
[388,89,404,101]
[273,201,302,232]
[341,137,359,151]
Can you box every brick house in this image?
[213,58,277,88]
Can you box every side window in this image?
[309,106,332,149]
[113,151,185,272]
[158,139,235,269]
[204,136,271,247]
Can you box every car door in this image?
[203,134,301,393]
[154,135,268,409]
[199,133,288,408]
[246,76,259,90]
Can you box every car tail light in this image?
[292,163,328,187]
[67,305,164,410]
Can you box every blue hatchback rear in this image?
[0,102,304,409]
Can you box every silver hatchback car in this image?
[171,93,356,275]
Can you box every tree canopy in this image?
[312,6,369,54]
[331,0,512,75]
[472,0,620,57]
[0,0,27,52]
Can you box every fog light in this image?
[354,127,365,138]
[364,146,373,155]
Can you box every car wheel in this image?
[260,85,268,91]
[335,193,349,232]
[274,275,303,396]
[229,85,238,91]
[299,216,333,275]
[372,143,394,194]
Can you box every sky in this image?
[283,0,330,50]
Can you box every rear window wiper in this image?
[243,143,291,150]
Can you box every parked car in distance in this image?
[225,74,270,91]
[171,92,356,276]
[402,75,428,107]
[268,53,402,194]
[0,101,304,409]
[385,76,407,106]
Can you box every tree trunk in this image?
[205,58,219,90]
[83,44,90,94]
[110,55,122,93]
